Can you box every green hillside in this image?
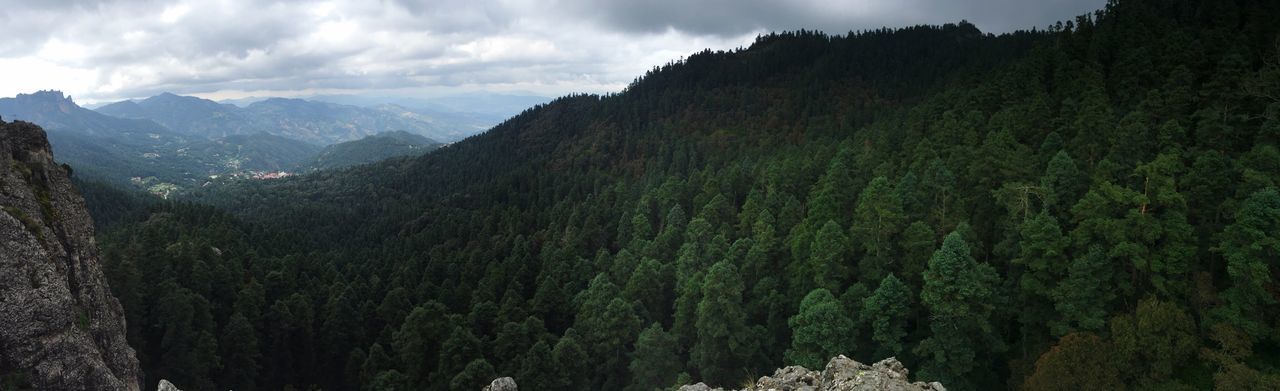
[302,131,442,171]
[87,1,1280,390]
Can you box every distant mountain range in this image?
[95,93,249,138]
[306,92,551,117]
[0,91,200,186]
[97,92,502,144]
[0,90,453,194]
[0,91,474,195]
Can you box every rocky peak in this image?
[18,90,74,103]
[0,119,142,390]
[7,90,77,115]
[678,356,944,391]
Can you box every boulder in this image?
[157,379,182,391]
[482,376,518,391]
[681,356,944,391]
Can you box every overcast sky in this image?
[0,0,1106,104]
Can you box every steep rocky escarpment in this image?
[0,118,142,390]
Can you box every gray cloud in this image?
[553,0,1104,36]
[0,0,1105,104]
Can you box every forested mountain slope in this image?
[301,130,442,172]
[96,93,251,139]
[89,1,1280,390]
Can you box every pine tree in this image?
[627,323,682,391]
[1067,67,1114,165]
[393,302,451,385]
[492,317,548,375]
[361,343,395,387]
[1212,187,1280,340]
[1041,150,1087,221]
[624,257,671,324]
[1050,246,1114,335]
[691,261,755,386]
[1128,153,1194,298]
[914,231,1001,389]
[1110,297,1197,385]
[808,220,851,292]
[517,341,557,391]
[1013,211,1068,334]
[861,274,913,360]
[574,275,642,389]
[220,312,260,391]
[899,221,936,288]
[1069,182,1141,299]
[922,158,956,226]
[853,176,906,258]
[435,327,484,388]
[807,152,858,228]
[741,209,777,287]
[552,331,589,390]
[786,288,856,369]
[648,206,688,261]
[449,359,495,391]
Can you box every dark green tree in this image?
[1013,211,1068,335]
[627,323,682,391]
[219,312,260,391]
[914,231,1001,389]
[1212,187,1280,340]
[786,288,856,369]
[853,176,906,258]
[1041,150,1087,221]
[808,220,851,293]
[517,340,558,391]
[449,359,495,391]
[691,261,755,385]
[393,302,451,385]
[861,274,913,360]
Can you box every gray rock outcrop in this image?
[0,119,142,390]
[680,356,944,391]
[156,379,182,391]
[482,376,518,391]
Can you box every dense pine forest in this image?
[81,0,1280,389]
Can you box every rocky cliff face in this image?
[0,118,142,390]
[679,356,945,391]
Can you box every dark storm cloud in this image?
[0,0,1106,103]
[562,0,1104,36]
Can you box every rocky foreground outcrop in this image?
[481,377,518,391]
[480,356,941,391]
[0,119,142,390]
[680,356,944,391]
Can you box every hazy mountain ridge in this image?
[0,92,325,194]
[302,130,442,171]
[1,90,514,196]
[97,93,253,139]
[100,93,509,144]
[0,91,176,140]
[308,92,551,117]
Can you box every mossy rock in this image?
[3,206,44,243]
